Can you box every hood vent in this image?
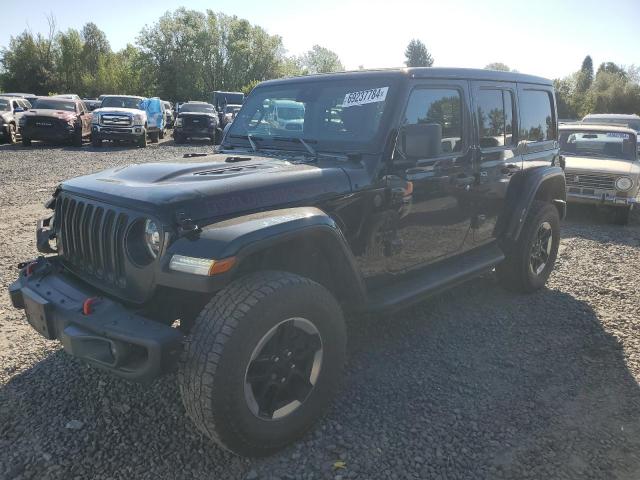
[225,156,252,163]
[194,164,265,176]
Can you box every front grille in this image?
[100,114,133,127]
[27,116,66,129]
[55,195,129,288]
[183,115,210,127]
[565,170,615,190]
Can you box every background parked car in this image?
[2,93,38,107]
[560,123,639,224]
[54,94,81,100]
[162,100,175,128]
[83,99,102,111]
[0,96,30,144]
[20,97,91,146]
[92,95,164,147]
[173,101,219,144]
[582,114,640,153]
[219,103,241,129]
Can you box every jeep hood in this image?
[60,153,352,224]
[564,156,640,175]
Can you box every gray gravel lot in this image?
[2,139,640,479]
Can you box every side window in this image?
[11,100,19,110]
[477,89,515,148]
[403,88,463,156]
[519,89,555,143]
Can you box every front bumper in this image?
[92,124,145,141]
[566,190,638,207]
[8,257,183,382]
[174,125,215,137]
[21,125,75,142]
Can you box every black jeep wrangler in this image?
[9,68,566,457]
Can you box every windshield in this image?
[32,99,76,111]
[226,78,396,152]
[101,97,143,109]
[560,129,637,161]
[583,117,640,132]
[180,103,215,113]
[0,100,10,111]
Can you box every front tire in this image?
[179,271,346,457]
[496,201,560,293]
[138,133,147,148]
[7,123,17,144]
[611,206,631,226]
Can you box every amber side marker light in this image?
[169,255,236,276]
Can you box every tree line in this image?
[0,9,345,101]
[2,12,638,118]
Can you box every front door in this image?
[385,80,475,273]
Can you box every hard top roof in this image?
[259,67,552,87]
[583,113,640,120]
[559,123,638,135]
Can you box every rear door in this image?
[517,85,558,170]
[468,81,521,246]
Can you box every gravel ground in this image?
[2,139,640,479]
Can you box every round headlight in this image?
[615,176,633,191]
[144,219,161,258]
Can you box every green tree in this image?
[576,55,593,93]
[299,45,344,74]
[597,61,627,79]
[404,39,434,67]
[485,62,511,72]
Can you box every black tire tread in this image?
[496,200,559,293]
[179,271,342,455]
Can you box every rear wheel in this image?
[179,271,346,457]
[496,201,560,293]
[611,206,631,226]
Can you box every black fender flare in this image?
[501,165,566,242]
[161,207,367,306]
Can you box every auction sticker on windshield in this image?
[342,87,388,108]
[606,132,630,139]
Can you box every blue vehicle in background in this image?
[91,95,166,148]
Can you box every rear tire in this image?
[496,201,560,293]
[611,206,631,226]
[179,271,346,457]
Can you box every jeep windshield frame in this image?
[224,76,401,154]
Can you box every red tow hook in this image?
[25,261,38,276]
[82,297,100,315]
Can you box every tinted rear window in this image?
[519,89,555,142]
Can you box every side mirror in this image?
[14,107,25,113]
[399,123,443,159]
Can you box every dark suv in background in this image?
[173,101,220,144]
[10,68,565,457]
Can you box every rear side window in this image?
[519,89,555,143]
[476,89,514,148]
[403,88,463,156]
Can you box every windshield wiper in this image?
[229,134,261,152]
[272,136,318,159]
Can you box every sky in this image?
[1,0,638,80]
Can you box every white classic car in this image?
[560,123,639,224]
